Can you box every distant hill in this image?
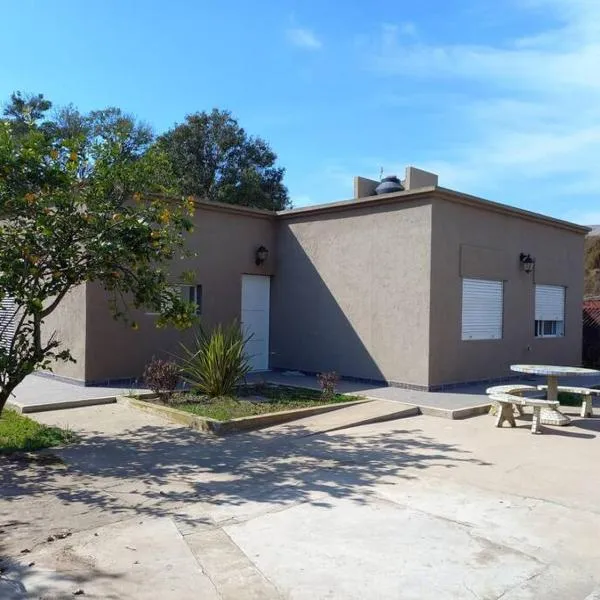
[589,225,600,237]
[585,232,600,297]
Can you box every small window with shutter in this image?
[461,278,504,341]
[534,285,565,338]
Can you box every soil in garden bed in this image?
[143,384,359,421]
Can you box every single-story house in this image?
[42,166,589,390]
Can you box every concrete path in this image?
[2,402,600,598]
[6,375,144,413]
[255,370,600,419]
[259,399,418,438]
[254,371,492,418]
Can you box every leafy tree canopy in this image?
[0,92,197,414]
[158,109,290,211]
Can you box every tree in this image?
[2,91,52,136]
[0,94,197,415]
[158,109,290,211]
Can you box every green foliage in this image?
[143,357,180,400]
[158,109,290,211]
[0,91,199,413]
[169,385,356,421]
[0,409,76,453]
[179,321,253,398]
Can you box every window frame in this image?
[146,284,202,316]
[534,284,565,339]
[461,277,504,342]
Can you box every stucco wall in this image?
[429,198,585,387]
[83,204,276,383]
[271,200,432,386]
[42,284,87,381]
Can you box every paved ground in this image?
[7,375,138,413]
[1,401,600,599]
[10,370,600,417]
[255,370,600,417]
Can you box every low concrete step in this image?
[259,399,419,438]
[7,394,117,414]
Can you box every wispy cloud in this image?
[364,0,600,218]
[286,27,323,50]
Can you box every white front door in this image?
[241,275,270,371]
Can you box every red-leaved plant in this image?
[317,371,339,401]
[143,357,180,401]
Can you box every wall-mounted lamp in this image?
[255,245,269,266]
[519,253,535,274]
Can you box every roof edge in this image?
[276,187,435,219]
[435,187,590,235]
[158,193,276,219]
[276,185,590,234]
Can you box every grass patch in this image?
[0,409,76,454]
[558,392,586,407]
[167,385,359,421]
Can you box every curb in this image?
[117,395,371,435]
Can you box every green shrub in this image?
[179,321,252,398]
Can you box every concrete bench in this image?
[537,385,599,418]
[486,385,538,416]
[490,392,560,434]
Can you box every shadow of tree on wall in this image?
[1,418,491,551]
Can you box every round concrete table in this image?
[510,365,600,426]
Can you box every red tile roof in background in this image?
[583,298,600,328]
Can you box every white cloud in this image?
[286,27,322,50]
[364,0,600,217]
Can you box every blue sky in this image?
[1,0,599,223]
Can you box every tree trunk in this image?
[0,389,12,416]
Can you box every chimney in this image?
[403,166,438,190]
[353,176,378,199]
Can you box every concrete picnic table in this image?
[510,364,600,426]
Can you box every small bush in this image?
[178,321,252,399]
[317,371,339,401]
[143,357,180,401]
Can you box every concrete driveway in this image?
[1,403,600,599]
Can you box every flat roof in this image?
[165,188,590,235]
[277,186,591,235]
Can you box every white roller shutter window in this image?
[461,279,504,341]
[535,285,565,321]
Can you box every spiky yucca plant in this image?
[179,321,253,398]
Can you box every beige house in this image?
[43,167,589,391]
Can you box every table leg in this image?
[540,375,571,426]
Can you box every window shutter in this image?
[535,285,565,321]
[461,279,503,340]
[0,295,18,348]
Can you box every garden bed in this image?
[0,409,76,454]
[120,384,367,434]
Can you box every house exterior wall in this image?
[42,284,88,381]
[82,203,275,383]
[270,200,433,387]
[428,197,585,388]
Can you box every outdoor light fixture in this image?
[255,245,269,266]
[519,253,535,274]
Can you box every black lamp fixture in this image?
[519,253,535,274]
[255,245,269,266]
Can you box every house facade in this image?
[42,167,588,390]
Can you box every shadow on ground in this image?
[0,419,492,538]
